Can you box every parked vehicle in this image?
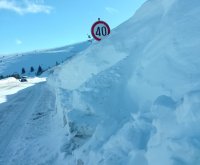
[20,76,28,82]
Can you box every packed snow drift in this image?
[0,77,46,104]
[47,0,200,164]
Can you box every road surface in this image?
[0,82,64,165]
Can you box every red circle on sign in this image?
[91,21,111,41]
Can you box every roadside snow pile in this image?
[48,0,200,164]
[147,92,200,165]
[0,77,46,104]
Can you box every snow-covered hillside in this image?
[0,41,90,77]
[48,0,200,164]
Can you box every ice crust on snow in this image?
[47,0,200,164]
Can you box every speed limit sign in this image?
[91,20,111,41]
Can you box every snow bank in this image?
[48,0,200,164]
[0,77,46,104]
[147,92,200,165]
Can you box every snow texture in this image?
[0,0,200,164]
[47,0,200,164]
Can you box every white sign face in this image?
[91,21,111,41]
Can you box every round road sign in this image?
[91,20,111,41]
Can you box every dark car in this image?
[20,76,28,82]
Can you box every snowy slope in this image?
[0,41,90,77]
[48,0,200,164]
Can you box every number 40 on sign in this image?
[91,19,111,41]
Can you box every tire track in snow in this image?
[0,82,58,164]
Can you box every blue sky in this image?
[0,0,146,55]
